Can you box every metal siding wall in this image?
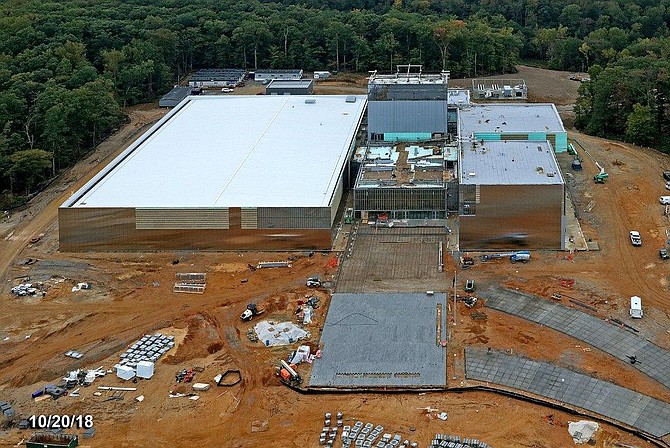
[136,208,229,229]
[368,83,447,101]
[257,207,331,229]
[59,207,333,251]
[330,176,344,222]
[459,184,564,249]
[240,208,258,229]
[367,101,447,136]
[354,188,445,211]
[528,132,547,141]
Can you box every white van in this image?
[630,296,643,318]
[660,196,670,205]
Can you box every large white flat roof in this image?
[64,95,367,208]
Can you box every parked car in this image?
[660,248,669,260]
[221,88,234,93]
[464,279,475,292]
[665,181,670,190]
[629,230,642,246]
[660,196,670,205]
[664,170,670,181]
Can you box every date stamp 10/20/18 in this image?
[28,414,93,429]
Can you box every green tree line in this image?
[1,0,670,207]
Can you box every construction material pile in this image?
[428,434,493,448]
[114,333,174,380]
[254,321,308,346]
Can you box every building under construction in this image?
[353,143,458,221]
[458,140,566,250]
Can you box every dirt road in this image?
[0,105,168,288]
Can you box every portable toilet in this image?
[630,296,643,318]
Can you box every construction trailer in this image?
[254,69,303,82]
[458,140,566,250]
[188,68,246,88]
[59,95,367,251]
[265,79,314,95]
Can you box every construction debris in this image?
[71,282,91,292]
[568,420,599,444]
[192,383,211,391]
[11,283,42,297]
[214,370,242,387]
[462,297,478,308]
[64,350,84,359]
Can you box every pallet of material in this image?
[175,273,206,283]
[173,283,206,294]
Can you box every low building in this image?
[458,140,566,250]
[159,86,192,108]
[472,79,527,100]
[188,69,246,88]
[265,79,313,95]
[458,104,568,152]
[254,69,303,82]
[59,95,367,251]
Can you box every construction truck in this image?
[278,360,302,386]
[510,251,531,263]
[306,276,322,287]
[344,207,354,224]
[240,303,265,321]
[570,140,608,183]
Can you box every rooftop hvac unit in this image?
[345,95,357,103]
[305,98,316,104]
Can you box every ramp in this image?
[483,286,670,390]
[465,348,670,438]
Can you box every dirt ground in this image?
[0,68,669,448]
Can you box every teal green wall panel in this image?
[384,132,432,142]
[554,132,568,153]
[473,133,502,141]
[528,132,547,141]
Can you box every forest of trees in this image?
[1,0,670,207]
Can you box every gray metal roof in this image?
[368,101,447,134]
[266,79,313,89]
[159,86,191,103]
[460,141,564,185]
[190,68,246,81]
[255,69,302,74]
[459,104,565,135]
